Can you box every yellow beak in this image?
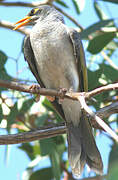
[13,16,31,30]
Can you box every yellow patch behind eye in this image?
[33,8,39,14]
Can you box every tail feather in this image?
[67,116,103,176]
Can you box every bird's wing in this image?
[24,35,44,87]
[68,28,88,92]
[68,28,103,173]
[24,35,65,120]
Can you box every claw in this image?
[29,84,40,102]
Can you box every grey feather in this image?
[23,5,103,176]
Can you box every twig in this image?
[101,51,118,70]
[86,82,118,99]
[78,96,118,142]
[0,1,50,7]
[52,4,84,30]
[81,175,107,180]
[0,102,117,145]
[0,124,66,145]
[91,102,118,129]
[0,20,30,35]
[0,1,83,30]
[0,79,118,144]
[0,79,118,100]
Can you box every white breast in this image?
[30,22,79,91]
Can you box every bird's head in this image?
[13,5,63,30]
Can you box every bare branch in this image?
[78,96,118,142]
[91,102,118,129]
[52,4,84,30]
[0,1,83,30]
[81,175,106,180]
[101,51,118,70]
[0,79,118,100]
[0,1,51,7]
[0,79,118,144]
[0,124,66,145]
[0,20,30,35]
[86,83,118,99]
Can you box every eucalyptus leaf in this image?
[50,149,61,180]
[87,32,116,54]
[55,0,69,8]
[94,1,108,20]
[7,102,18,130]
[29,168,53,180]
[0,106,3,123]
[80,19,114,39]
[72,0,85,14]
[100,0,118,4]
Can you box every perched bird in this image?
[14,5,103,176]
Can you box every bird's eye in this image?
[29,8,40,16]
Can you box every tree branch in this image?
[0,0,52,7]
[0,124,66,145]
[0,79,118,144]
[0,79,118,100]
[0,20,30,35]
[78,96,118,142]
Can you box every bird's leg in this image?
[58,88,67,104]
[29,84,41,102]
[29,84,55,102]
[46,96,55,102]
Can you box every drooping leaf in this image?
[100,0,118,4]
[40,138,56,156]
[94,1,108,20]
[87,32,116,54]
[7,102,18,130]
[35,112,49,127]
[43,98,63,122]
[72,0,85,14]
[108,143,118,180]
[18,143,35,160]
[50,149,61,180]
[29,168,53,180]
[19,98,34,114]
[0,51,11,84]
[0,106,3,123]
[55,0,69,8]
[0,51,7,67]
[80,19,114,39]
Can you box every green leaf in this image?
[40,138,56,156]
[0,51,7,67]
[0,105,3,123]
[35,112,49,127]
[87,32,116,54]
[108,143,118,180]
[72,0,85,14]
[18,143,35,160]
[19,98,34,114]
[7,102,18,130]
[0,51,11,83]
[94,1,108,20]
[50,149,61,180]
[29,168,53,180]
[43,98,63,123]
[80,19,114,39]
[55,0,69,8]
[101,0,118,4]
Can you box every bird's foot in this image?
[58,88,67,104]
[46,96,55,102]
[29,84,40,102]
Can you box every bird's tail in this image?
[67,115,103,176]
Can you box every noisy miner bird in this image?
[14,5,103,176]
